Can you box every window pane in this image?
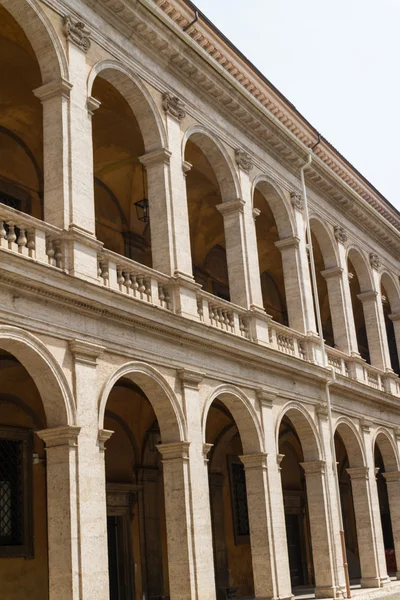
[0,439,23,546]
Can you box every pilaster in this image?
[382,471,400,579]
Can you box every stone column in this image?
[36,426,81,600]
[240,452,292,600]
[361,421,390,584]
[358,290,389,372]
[158,440,216,600]
[275,234,316,335]
[323,227,359,356]
[209,472,230,594]
[382,471,400,579]
[346,467,388,587]
[369,256,393,372]
[69,339,111,600]
[301,460,342,598]
[316,405,346,595]
[34,18,100,281]
[257,391,293,600]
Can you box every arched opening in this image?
[185,133,238,301]
[254,182,288,325]
[334,429,361,580]
[92,75,151,265]
[347,250,371,363]
[374,431,399,576]
[0,349,48,599]
[279,416,314,589]
[308,219,337,347]
[0,5,43,218]
[381,274,400,375]
[103,376,170,600]
[206,397,255,598]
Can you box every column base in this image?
[360,577,381,588]
[314,585,345,598]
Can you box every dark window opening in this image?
[0,427,33,558]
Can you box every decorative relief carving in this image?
[235,149,253,173]
[290,191,303,211]
[369,252,381,270]
[162,92,186,120]
[334,225,347,243]
[63,16,91,52]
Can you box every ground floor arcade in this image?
[1,326,400,600]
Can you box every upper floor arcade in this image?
[1,0,400,398]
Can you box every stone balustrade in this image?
[269,321,307,360]
[0,204,65,270]
[196,290,250,338]
[1,204,399,396]
[97,249,172,311]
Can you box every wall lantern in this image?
[135,165,150,223]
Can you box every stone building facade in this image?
[1,1,400,599]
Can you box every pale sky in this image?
[192,0,400,212]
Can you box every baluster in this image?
[46,237,55,265]
[99,260,109,286]
[117,267,125,291]
[144,278,151,302]
[131,275,139,296]
[123,272,132,295]
[163,285,171,310]
[26,229,36,257]
[158,282,165,307]
[197,296,204,320]
[97,258,102,278]
[228,312,234,331]
[209,304,215,324]
[17,227,27,254]
[54,239,63,269]
[7,223,16,250]
[137,277,146,298]
[0,221,6,248]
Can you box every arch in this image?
[276,402,322,461]
[0,326,74,427]
[335,417,366,468]
[374,428,400,473]
[381,271,400,314]
[309,215,339,269]
[183,125,241,202]
[347,246,374,292]
[0,0,67,82]
[253,175,295,239]
[99,361,186,443]
[87,60,166,152]
[202,384,264,454]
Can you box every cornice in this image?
[45,0,400,257]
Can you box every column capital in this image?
[177,368,204,389]
[98,429,113,452]
[277,453,285,470]
[239,452,268,470]
[33,78,73,102]
[203,443,213,463]
[182,160,192,175]
[321,266,344,280]
[256,389,276,408]
[87,96,101,116]
[275,236,300,251]
[36,425,81,448]
[216,198,245,216]
[346,466,369,480]
[157,441,190,461]
[69,339,105,366]
[382,471,400,483]
[139,148,172,168]
[389,312,400,322]
[300,460,326,475]
[357,290,378,303]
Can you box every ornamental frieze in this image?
[162,92,186,120]
[63,16,91,52]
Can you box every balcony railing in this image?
[97,249,172,311]
[0,204,65,270]
[0,204,398,398]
